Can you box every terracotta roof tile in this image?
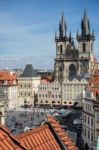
[17,124,61,150]
[0,115,78,150]
[0,124,26,150]
[47,116,78,150]
[0,71,18,86]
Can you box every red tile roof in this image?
[0,71,18,86]
[86,73,99,98]
[17,124,61,150]
[47,116,78,150]
[0,124,26,150]
[0,116,78,150]
[17,116,78,150]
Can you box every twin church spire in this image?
[56,10,94,40]
[81,9,90,36]
[59,12,67,38]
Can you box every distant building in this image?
[62,78,88,106]
[38,79,61,106]
[82,72,99,150]
[0,89,7,125]
[0,71,19,108]
[36,69,54,78]
[18,64,41,106]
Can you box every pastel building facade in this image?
[0,71,19,108]
[18,64,41,106]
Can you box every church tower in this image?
[77,10,95,75]
[54,13,79,82]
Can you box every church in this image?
[37,10,98,107]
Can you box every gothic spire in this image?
[59,12,67,38]
[81,9,90,36]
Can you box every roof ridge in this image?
[0,125,26,149]
[17,124,49,139]
[45,121,67,150]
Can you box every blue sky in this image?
[0,0,99,69]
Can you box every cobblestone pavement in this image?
[5,107,51,135]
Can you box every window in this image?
[52,95,54,98]
[91,119,93,126]
[91,133,93,141]
[88,131,90,139]
[88,116,90,124]
[83,43,86,52]
[85,115,86,123]
[91,43,93,51]
[56,95,57,98]
[85,129,86,137]
[60,45,63,54]
[96,114,99,123]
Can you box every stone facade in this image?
[54,10,95,81]
[18,64,41,106]
[0,71,19,108]
[37,79,61,106]
[37,10,98,107]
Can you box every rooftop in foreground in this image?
[0,116,78,150]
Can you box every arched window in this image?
[83,43,86,52]
[69,102,72,104]
[69,64,77,77]
[91,43,93,51]
[60,45,63,54]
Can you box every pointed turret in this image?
[59,12,67,38]
[81,9,90,36]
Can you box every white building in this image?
[62,78,88,106]
[0,71,19,108]
[18,64,41,106]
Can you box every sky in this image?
[0,0,99,69]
